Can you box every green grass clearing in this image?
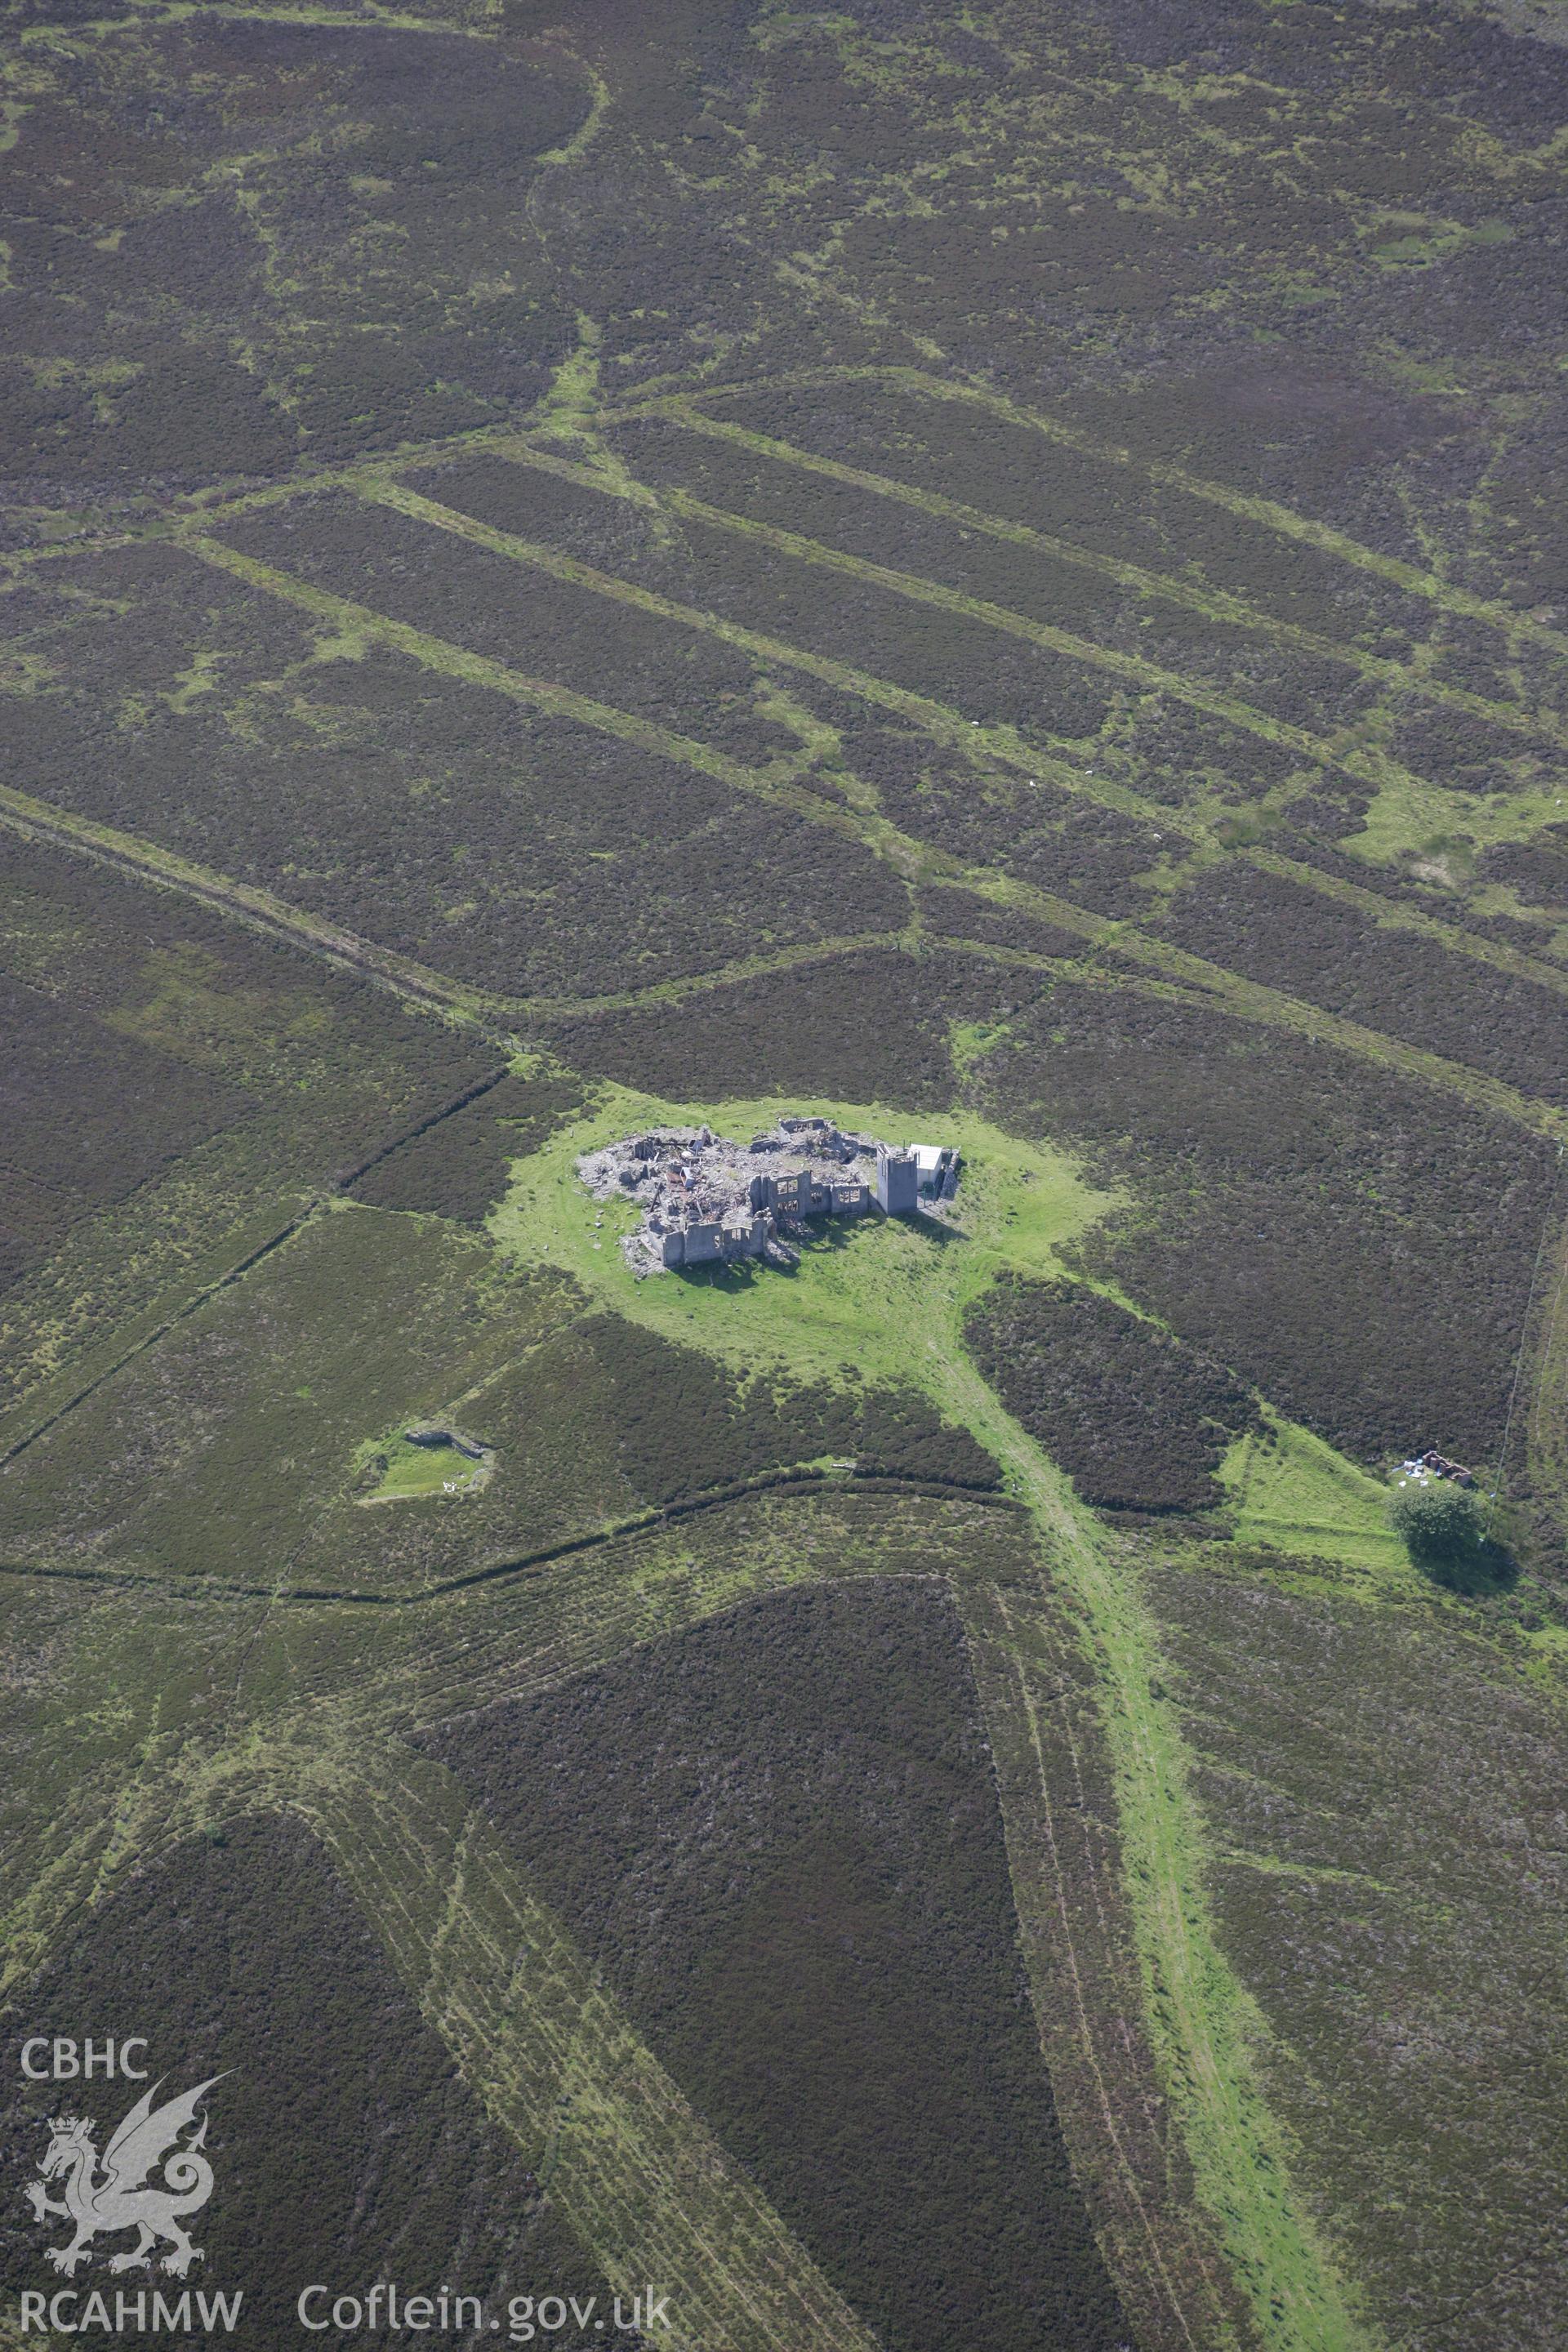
[355,1429,491,1503]
[1219,1412,1407,1578]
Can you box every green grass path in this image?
[302,1743,877,2352]
[942,1362,1368,2352]
[492,1089,1380,2352]
[179,538,1568,1143]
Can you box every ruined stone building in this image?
[577,1116,961,1279]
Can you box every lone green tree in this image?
[1389,1480,1501,1585]
[1391,1480,1482,1563]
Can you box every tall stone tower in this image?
[875,1143,919,1216]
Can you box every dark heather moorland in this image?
[3,3,1568,2352]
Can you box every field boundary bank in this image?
[368,463,1568,1010]
[0,1067,523,1467]
[6,608,1561,1143]
[335,1062,514,1189]
[0,1209,316,1468]
[169,543,1568,1138]
[0,1470,1022,1606]
[646,403,1563,750]
[613,364,1568,662]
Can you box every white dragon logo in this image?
[24,2076,225,2278]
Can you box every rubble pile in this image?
[1396,1448,1478,1490]
[577,1115,960,1278]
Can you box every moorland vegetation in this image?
[6,2,1568,2348]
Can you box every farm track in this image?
[15,371,1568,1035]
[0,775,901,1030]
[961,1575,1237,2352]
[0,777,514,1033]
[0,1469,1023,1606]
[478,441,1490,815]
[0,768,1202,1056]
[0,1490,986,1992]
[5,1458,1201,2352]
[933,1356,1369,2352]
[10,352,1562,666]
[7,568,1559,1146]
[0,1451,1265,2352]
[6,534,1562,1170]
[16,387,1568,1054]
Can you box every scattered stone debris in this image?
[1396,1448,1478,1490]
[403,1422,490,1462]
[577,1116,961,1278]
